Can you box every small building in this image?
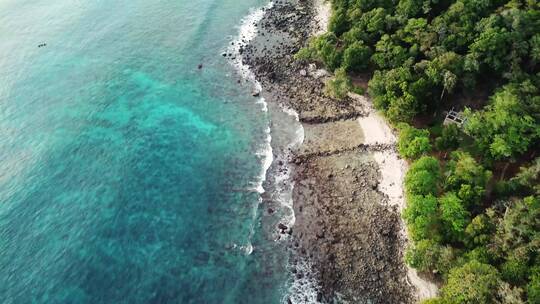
[444,108,466,127]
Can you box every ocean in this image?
[0,0,299,302]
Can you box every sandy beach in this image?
[353,93,439,301]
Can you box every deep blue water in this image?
[0,1,290,303]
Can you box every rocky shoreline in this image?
[239,0,418,302]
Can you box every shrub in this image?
[324,67,352,99]
[405,239,442,272]
[405,239,458,276]
[296,33,343,70]
[294,46,316,61]
[420,299,444,304]
[351,86,365,95]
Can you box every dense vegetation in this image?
[297,0,540,302]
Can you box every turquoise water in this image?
[0,0,290,303]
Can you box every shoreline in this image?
[234,0,437,302]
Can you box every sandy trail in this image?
[352,93,439,301]
[313,0,331,35]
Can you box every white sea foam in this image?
[285,257,321,304]
[226,2,275,262]
[272,104,304,228]
[228,2,275,195]
[271,109,319,304]
[228,2,318,302]
[253,126,273,193]
[282,105,305,146]
[227,1,273,94]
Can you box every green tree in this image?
[501,252,530,285]
[464,246,493,264]
[435,124,460,151]
[396,0,424,18]
[368,67,428,123]
[439,192,470,241]
[465,214,495,248]
[528,267,540,304]
[469,23,513,73]
[344,8,388,45]
[530,34,540,64]
[371,34,411,69]
[404,194,440,241]
[440,260,502,303]
[328,7,349,35]
[444,151,492,205]
[509,157,540,196]
[397,18,428,45]
[345,0,395,13]
[342,41,372,72]
[321,0,540,300]
[464,84,540,160]
[431,0,498,52]
[385,91,421,123]
[405,239,442,272]
[492,196,540,260]
[405,156,441,196]
[497,282,525,304]
[398,123,432,159]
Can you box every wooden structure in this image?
[443,108,466,127]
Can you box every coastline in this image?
[233,0,437,302]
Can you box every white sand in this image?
[373,151,407,210]
[354,94,406,210]
[408,268,439,300]
[314,0,331,35]
[351,93,439,302]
